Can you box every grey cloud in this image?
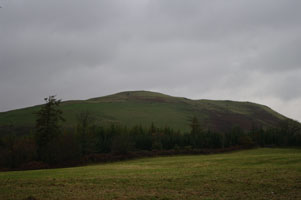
[0,0,301,122]
[271,72,301,100]
[139,0,301,42]
[248,38,301,72]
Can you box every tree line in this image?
[0,96,300,170]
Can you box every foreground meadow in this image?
[0,148,300,200]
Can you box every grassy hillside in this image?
[0,91,286,132]
[0,148,300,200]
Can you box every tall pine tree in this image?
[35,96,64,162]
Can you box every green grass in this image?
[0,91,285,132]
[0,148,300,200]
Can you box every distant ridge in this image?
[0,90,287,133]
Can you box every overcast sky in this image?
[0,0,300,122]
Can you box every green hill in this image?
[0,91,286,133]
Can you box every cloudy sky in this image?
[0,0,300,121]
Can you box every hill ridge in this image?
[0,90,287,133]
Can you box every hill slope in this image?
[0,91,286,133]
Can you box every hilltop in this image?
[0,91,286,133]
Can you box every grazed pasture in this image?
[0,148,300,200]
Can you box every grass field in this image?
[0,148,300,200]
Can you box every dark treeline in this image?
[0,97,300,170]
